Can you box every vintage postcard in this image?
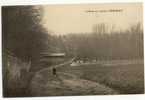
[2,3,144,97]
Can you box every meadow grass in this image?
[58,61,144,94]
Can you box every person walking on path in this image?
[52,67,57,76]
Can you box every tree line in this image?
[58,23,143,61]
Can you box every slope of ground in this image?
[58,60,144,94]
[30,69,118,96]
[30,59,144,96]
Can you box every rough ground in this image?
[30,67,118,96]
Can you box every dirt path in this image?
[30,69,118,96]
[36,57,76,74]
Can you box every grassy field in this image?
[58,60,144,94]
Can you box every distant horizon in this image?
[43,22,142,36]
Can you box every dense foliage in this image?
[2,6,50,62]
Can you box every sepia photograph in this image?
[2,2,144,97]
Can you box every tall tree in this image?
[2,6,49,63]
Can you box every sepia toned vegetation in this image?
[59,23,143,60]
[2,5,144,97]
[2,6,51,97]
[58,62,144,94]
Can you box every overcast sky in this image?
[41,3,143,35]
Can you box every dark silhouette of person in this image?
[52,67,56,76]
